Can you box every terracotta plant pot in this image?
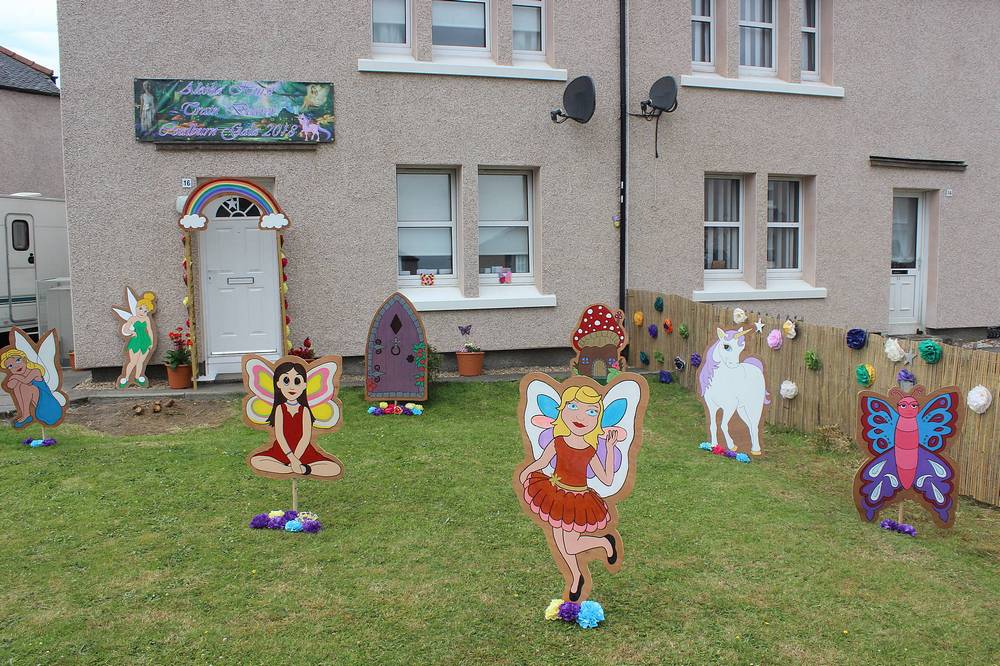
[167,364,193,389]
[455,351,484,377]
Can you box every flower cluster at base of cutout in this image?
[249,510,322,533]
[659,370,672,384]
[845,328,868,350]
[22,437,56,447]
[897,368,916,389]
[855,363,876,387]
[690,353,702,368]
[879,518,916,537]
[967,385,993,415]
[544,598,605,629]
[767,328,783,350]
[368,402,424,416]
[699,442,751,463]
[918,339,943,364]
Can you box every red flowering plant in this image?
[166,324,193,369]
[289,337,316,360]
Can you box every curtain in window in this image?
[373,0,406,43]
[513,5,542,51]
[704,227,740,270]
[691,21,712,62]
[768,180,798,222]
[767,228,799,269]
[891,197,918,268]
[740,0,773,68]
[705,178,740,223]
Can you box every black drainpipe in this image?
[618,0,628,310]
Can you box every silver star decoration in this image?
[754,318,765,333]
[903,349,916,365]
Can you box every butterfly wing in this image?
[917,390,959,452]
[912,448,956,526]
[112,307,132,322]
[854,450,903,522]
[243,356,275,426]
[859,394,898,454]
[16,329,65,406]
[305,359,342,429]
[522,376,561,473]
[589,377,645,498]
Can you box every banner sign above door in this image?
[134,79,334,144]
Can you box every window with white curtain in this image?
[432,0,489,49]
[478,171,532,279]
[739,0,775,73]
[513,1,543,53]
[801,0,819,79]
[704,177,742,273]
[691,0,714,68]
[373,0,408,46]
[767,179,802,272]
[397,170,457,284]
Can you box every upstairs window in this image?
[739,0,775,74]
[691,0,714,69]
[513,1,543,53]
[397,170,457,285]
[801,0,819,79]
[767,179,802,274]
[373,0,408,46]
[432,0,489,49]
[704,177,742,274]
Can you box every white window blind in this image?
[373,0,407,44]
[397,171,456,280]
[479,172,532,276]
[513,2,543,51]
[432,0,487,48]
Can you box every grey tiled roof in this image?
[0,46,59,96]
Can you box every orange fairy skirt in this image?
[523,471,610,533]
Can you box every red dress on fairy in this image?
[256,403,337,465]
[523,436,610,533]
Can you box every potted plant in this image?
[455,324,484,377]
[289,337,316,360]
[165,325,193,389]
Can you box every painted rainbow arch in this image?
[180,178,283,222]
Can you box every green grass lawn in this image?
[2,381,998,665]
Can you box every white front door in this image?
[200,218,281,378]
[888,194,923,334]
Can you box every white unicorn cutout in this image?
[698,327,770,455]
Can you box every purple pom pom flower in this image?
[845,328,868,350]
[897,368,916,387]
[267,516,287,530]
[557,601,581,622]
[302,519,322,533]
[690,353,702,368]
[659,370,672,384]
[249,513,269,529]
[283,510,298,521]
[647,324,659,339]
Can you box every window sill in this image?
[693,279,827,302]
[681,74,844,98]
[400,285,557,311]
[358,56,567,81]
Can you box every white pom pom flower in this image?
[884,337,905,363]
[733,308,748,324]
[967,385,993,415]
[780,380,798,400]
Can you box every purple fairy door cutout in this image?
[364,292,429,402]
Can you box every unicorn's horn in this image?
[734,327,750,338]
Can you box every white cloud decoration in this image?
[259,213,289,230]
[779,380,798,400]
[179,214,207,230]
[884,337,905,363]
[967,385,993,415]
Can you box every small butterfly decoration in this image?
[458,324,473,336]
[853,385,962,528]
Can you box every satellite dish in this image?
[647,76,678,113]
[550,75,596,124]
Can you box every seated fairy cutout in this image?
[242,355,345,480]
[854,385,962,528]
[0,328,67,428]
[515,373,648,603]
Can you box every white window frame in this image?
[691,0,715,72]
[512,0,545,63]
[477,169,535,286]
[800,0,819,81]
[703,175,744,280]
[372,0,412,57]
[396,168,459,288]
[738,0,777,77]
[766,177,804,280]
[432,0,492,60]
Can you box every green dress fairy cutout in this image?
[112,287,158,388]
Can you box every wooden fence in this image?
[626,290,1000,507]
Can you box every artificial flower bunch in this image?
[289,337,316,360]
[249,509,322,533]
[22,437,56,447]
[368,402,424,416]
[879,518,916,537]
[699,442,751,464]
[544,598,605,629]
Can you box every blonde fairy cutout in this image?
[0,349,45,376]
[552,385,605,448]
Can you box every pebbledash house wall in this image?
[0,88,63,198]
[59,1,1000,373]
[627,1,1000,332]
[57,1,621,371]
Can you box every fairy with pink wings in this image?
[854,385,962,528]
[242,354,344,481]
[515,373,648,603]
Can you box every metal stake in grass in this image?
[292,478,298,512]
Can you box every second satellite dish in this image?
[647,76,678,113]
[550,75,596,124]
